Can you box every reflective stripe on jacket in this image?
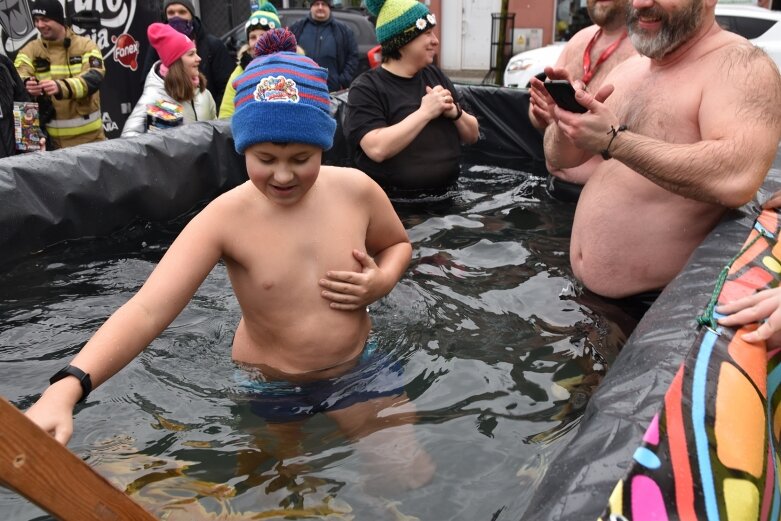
[14,28,104,141]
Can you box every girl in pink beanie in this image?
[122,23,216,136]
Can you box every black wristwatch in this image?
[452,102,463,121]
[49,365,92,403]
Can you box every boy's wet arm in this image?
[68,206,226,389]
[363,179,412,287]
[364,181,411,256]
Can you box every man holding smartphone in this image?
[528,0,636,190]
[544,0,781,308]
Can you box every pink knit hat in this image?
[147,22,195,68]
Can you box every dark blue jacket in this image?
[290,15,359,92]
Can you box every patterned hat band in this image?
[381,13,437,54]
[412,13,437,33]
[246,16,278,31]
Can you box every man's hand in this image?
[529,76,556,128]
[39,79,60,96]
[319,249,391,310]
[25,78,43,96]
[717,287,781,347]
[543,66,573,83]
[553,83,618,154]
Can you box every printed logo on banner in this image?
[0,1,139,58]
[67,0,138,61]
[0,0,37,53]
[112,32,139,71]
[102,111,118,132]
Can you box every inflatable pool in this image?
[0,86,779,520]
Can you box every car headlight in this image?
[506,58,536,72]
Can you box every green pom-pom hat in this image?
[365,0,437,54]
[245,2,281,39]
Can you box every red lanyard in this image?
[582,29,628,85]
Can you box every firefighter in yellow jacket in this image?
[15,0,105,149]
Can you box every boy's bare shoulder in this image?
[200,181,260,217]
[318,165,381,196]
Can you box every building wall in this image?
[437,0,556,71]
[508,0,556,46]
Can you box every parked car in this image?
[220,8,378,79]
[504,4,781,88]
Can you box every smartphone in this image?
[544,80,587,114]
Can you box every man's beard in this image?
[588,0,626,29]
[627,0,702,59]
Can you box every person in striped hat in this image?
[344,0,479,198]
[26,34,433,494]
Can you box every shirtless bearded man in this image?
[545,0,781,299]
[529,0,636,186]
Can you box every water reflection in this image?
[0,166,631,520]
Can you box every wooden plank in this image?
[0,397,155,520]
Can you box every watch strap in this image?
[452,102,463,121]
[49,365,92,403]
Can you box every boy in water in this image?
[25,30,430,487]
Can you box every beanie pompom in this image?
[364,0,385,17]
[253,28,298,58]
[232,29,335,152]
[257,1,278,15]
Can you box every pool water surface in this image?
[0,166,629,520]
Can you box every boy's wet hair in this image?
[231,29,336,154]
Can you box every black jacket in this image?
[0,54,29,158]
[140,17,234,107]
[290,15,359,91]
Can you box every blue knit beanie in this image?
[231,29,336,153]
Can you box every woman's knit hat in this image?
[232,29,336,153]
[148,22,196,68]
[245,3,281,39]
[365,0,436,54]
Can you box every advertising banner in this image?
[0,0,161,138]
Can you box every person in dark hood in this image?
[0,54,38,157]
[289,0,359,92]
[140,0,233,107]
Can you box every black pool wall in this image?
[520,150,781,520]
[0,86,543,268]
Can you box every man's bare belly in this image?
[231,309,372,375]
[570,164,725,298]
